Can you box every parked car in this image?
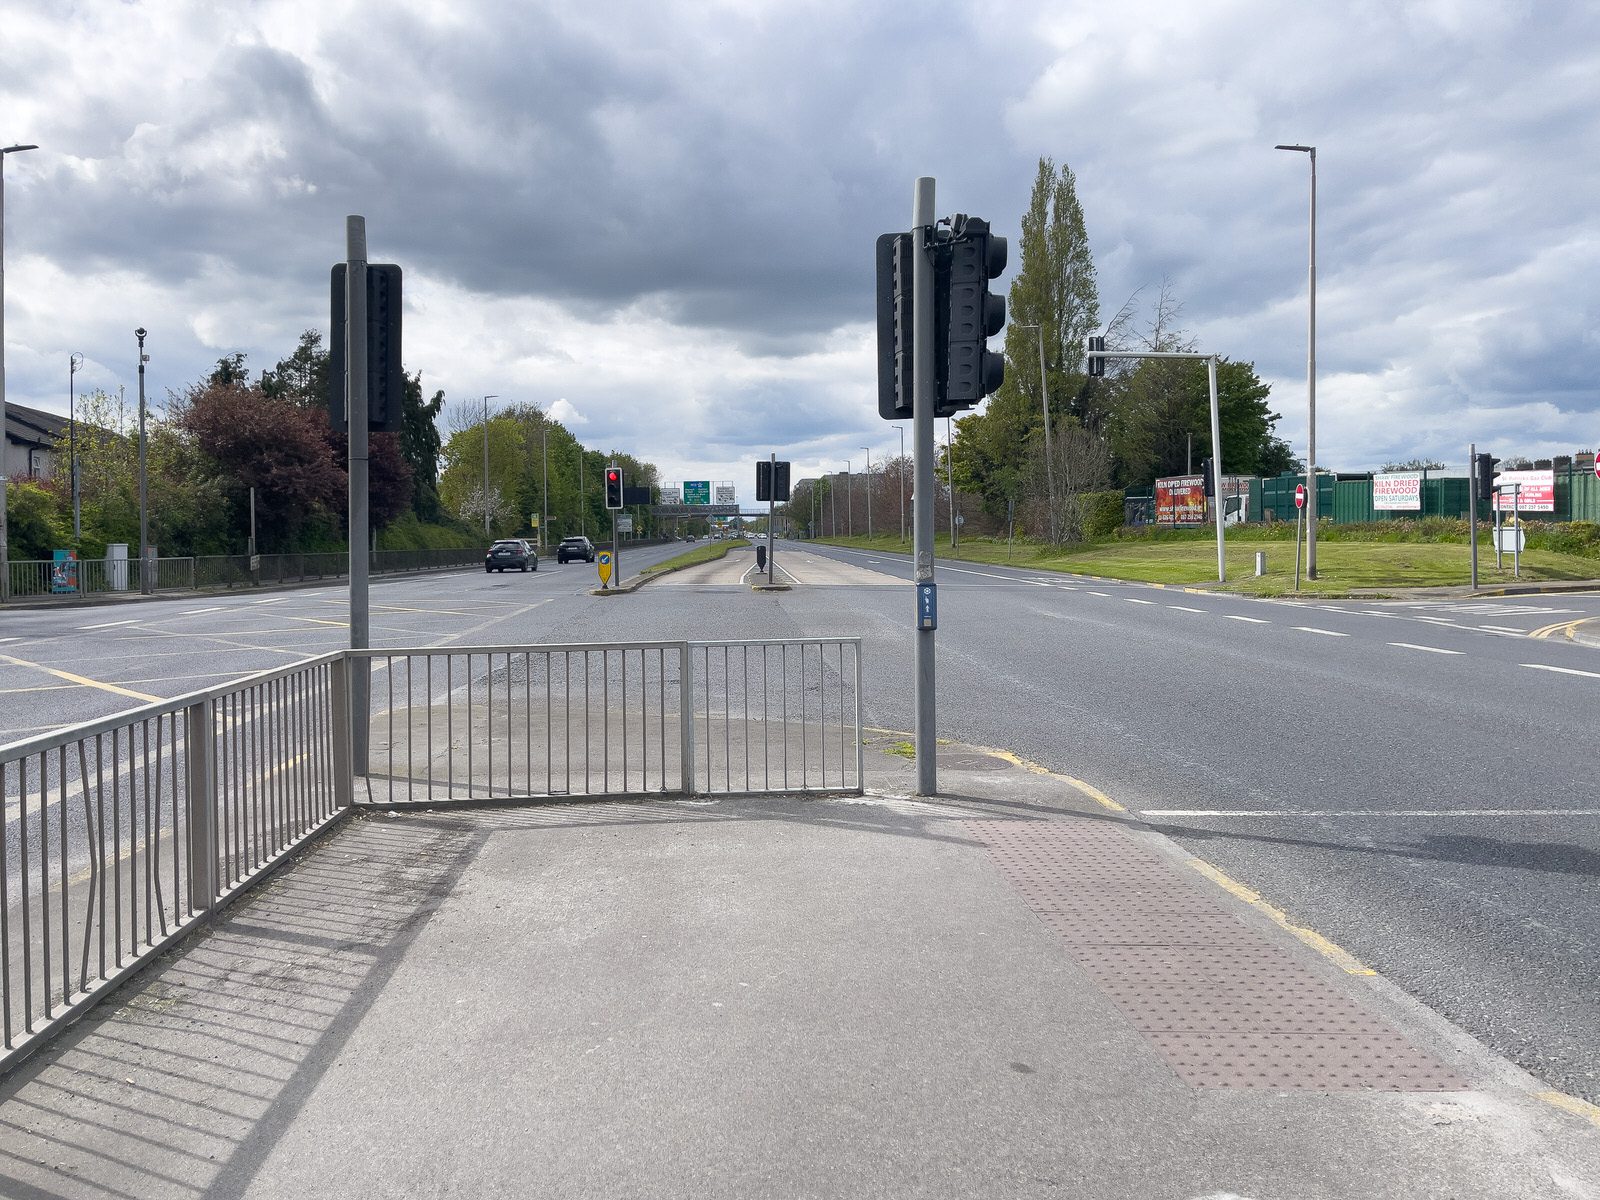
[557,535,596,564]
[484,539,537,572]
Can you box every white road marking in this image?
[1142,808,1600,818]
[0,636,20,644]
[179,606,224,615]
[1480,625,1529,634]
[81,619,139,630]
[1225,615,1270,624]
[1087,590,1110,597]
[1521,663,1600,679]
[1294,626,1349,637]
[253,597,289,604]
[1167,605,1205,613]
[1055,585,1077,590]
[1413,616,1460,625]
[1125,598,1156,605]
[1388,642,1463,655]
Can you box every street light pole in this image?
[1276,143,1317,578]
[541,418,548,554]
[861,446,872,539]
[480,393,497,540]
[135,328,150,594]
[0,142,39,604]
[845,460,852,538]
[69,352,82,540]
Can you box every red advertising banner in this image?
[1155,476,1207,525]
[1492,469,1554,512]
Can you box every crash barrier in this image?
[0,637,862,1074]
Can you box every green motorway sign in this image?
[684,481,711,505]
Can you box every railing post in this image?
[184,697,218,913]
[330,654,354,808]
[854,639,865,793]
[678,642,695,795]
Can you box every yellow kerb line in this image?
[1185,857,1376,975]
[1535,1090,1600,1129]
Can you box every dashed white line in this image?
[82,619,139,630]
[1087,591,1110,597]
[1167,605,1205,613]
[1521,663,1600,679]
[0,636,20,644]
[1413,616,1460,625]
[1294,626,1349,637]
[1225,615,1270,624]
[1125,598,1156,606]
[1388,642,1463,655]
[1480,625,1528,634]
[253,597,289,604]
[180,606,224,615]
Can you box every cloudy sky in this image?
[3,0,1596,505]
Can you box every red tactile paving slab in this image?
[964,818,1467,1091]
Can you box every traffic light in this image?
[937,214,1007,417]
[605,466,623,510]
[756,460,793,502]
[1086,335,1106,378]
[876,232,915,420]
[773,460,791,501]
[756,460,771,502]
[1201,457,1216,497]
[328,263,404,432]
[1474,452,1499,503]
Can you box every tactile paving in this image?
[965,818,1467,1091]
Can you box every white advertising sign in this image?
[1373,472,1423,511]
[1493,469,1555,512]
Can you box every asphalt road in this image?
[4,537,1599,1107]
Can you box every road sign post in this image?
[913,177,937,796]
[1294,482,1305,591]
[1469,443,1478,590]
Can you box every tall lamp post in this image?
[0,142,39,604]
[844,460,852,538]
[540,416,548,552]
[135,328,149,594]
[860,445,873,539]
[1015,322,1055,540]
[895,424,906,543]
[69,351,82,540]
[1276,143,1317,578]
[480,393,498,540]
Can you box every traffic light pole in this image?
[346,215,370,774]
[1468,443,1478,589]
[767,452,776,583]
[913,177,938,796]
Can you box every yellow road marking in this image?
[980,747,1126,812]
[0,683,80,695]
[0,652,160,702]
[1535,1090,1600,1129]
[281,615,350,628]
[1530,616,1598,641]
[1184,857,1376,975]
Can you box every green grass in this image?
[810,529,1600,595]
[641,538,751,575]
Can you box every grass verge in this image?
[809,530,1600,595]
[640,538,751,575]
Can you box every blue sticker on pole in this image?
[917,582,936,630]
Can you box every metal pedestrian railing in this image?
[1,655,349,1075]
[354,638,864,803]
[1,636,862,1075]
[3,548,484,602]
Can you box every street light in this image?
[69,351,83,540]
[860,445,872,539]
[1276,142,1317,578]
[135,327,149,594]
[480,393,498,540]
[0,142,39,603]
[1014,322,1055,541]
[895,424,906,543]
[845,459,852,538]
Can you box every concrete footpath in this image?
[1,740,1598,1198]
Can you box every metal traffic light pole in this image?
[346,215,371,773]
[912,177,938,796]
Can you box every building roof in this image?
[4,401,68,448]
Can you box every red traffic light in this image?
[607,471,619,482]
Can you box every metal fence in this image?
[4,548,483,602]
[353,638,864,804]
[1,636,862,1074]
[1,654,349,1074]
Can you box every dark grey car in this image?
[484,539,537,572]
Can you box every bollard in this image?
[1255,551,1267,577]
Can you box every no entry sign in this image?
[1295,484,1306,510]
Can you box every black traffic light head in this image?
[1086,335,1106,378]
[1201,457,1216,497]
[328,263,403,433]
[605,465,623,510]
[773,460,790,501]
[938,215,1007,416]
[756,460,772,502]
[876,232,915,420]
[1474,452,1500,503]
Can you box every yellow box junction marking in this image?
[0,652,160,703]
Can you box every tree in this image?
[261,330,330,408]
[1379,458,1446,471]
[950,157,1100,518]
